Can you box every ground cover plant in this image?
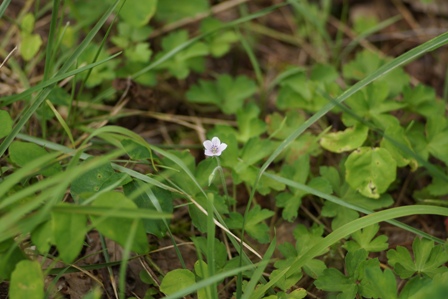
[1,0,448,298]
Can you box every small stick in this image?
[0,46,17,70]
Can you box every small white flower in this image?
[203,137,227,157]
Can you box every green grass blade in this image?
[45,99,75,146]
[0,0,10,19]
[253,30,448,199]
[264,172,444,244]
[241,236,276,299]
[0,0,121,158]
[43,0,61,81]
[251,205,448,298]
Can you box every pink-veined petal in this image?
[211,137,220,145]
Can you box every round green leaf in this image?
[0,110,13,139]
[119,0,157,27]
[160,269,195,295]
[10,260,44,299]
[9,141,61,176]
[345,147,397,199]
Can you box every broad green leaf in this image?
[21,13,35,33]
[408,272,448,299]
[52,204,87,263]
[0,241,27,280]
[344,224,388,253]
[191,237,228,270]
[123,181,173,237]
[70,158,115,202]
[119,0,156,27]
[9,141,61,176]
[10,260,44,299]
[121,139,151,160]
[90,191,148,254]
[320,124,368,153]
[0,110,13,139]
[399,276,432,299]
[125,42,152,63]
[345,147,397,199]
[20,33,43,61]
[160,269,196,295]
[31,220,54,254]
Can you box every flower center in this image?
[210,145,219,153]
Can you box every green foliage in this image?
[226,205,274,243]
[2,0,448,298]
[186,75,257,114]
[9,141,61,176]
[345,147,397,199]
[19,13,43,61]
[387,238,448,279]
[0,110,13,139]
[10,260,44,299]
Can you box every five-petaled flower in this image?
[203,137,227,157]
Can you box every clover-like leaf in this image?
[387,238,448,279]
[186,74,257,114]
[344,224,389,253]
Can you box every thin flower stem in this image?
[214,156,229,202]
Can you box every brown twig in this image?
[0,46,17,70]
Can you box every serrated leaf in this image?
[226,205,274,243]
[9,141,61,176]
[52,204,87,263]
[314,268,357,299]
[90,192,148,254]
[0,110,13,139]
[387,238,448,279]
[236,102,266,142]
[201,17,238,57]
[160,269,196,295]
[119,0,156,27]
[320,124,368,153]
[186,75,257,114]
[343,50,409,96]
[344,224,388,253]
[321,201,359,229]
[10,260,44,299]
[360,264,397,299]
[345,147,397,199]
[403,84,443,118]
